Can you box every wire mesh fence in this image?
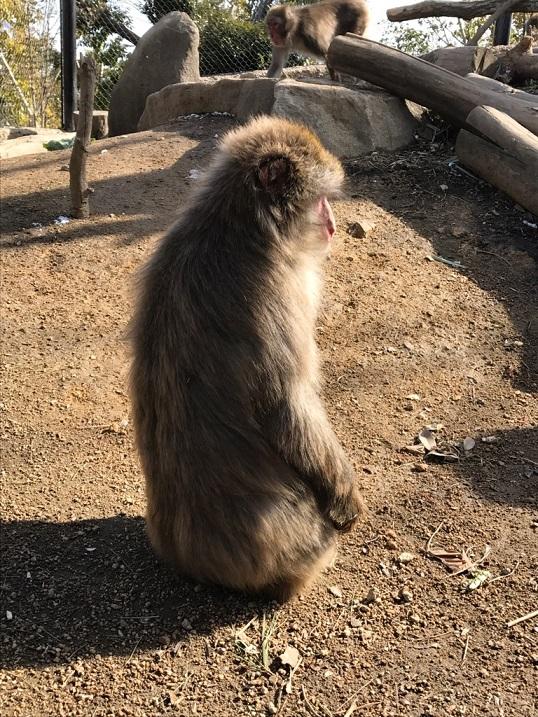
[77,0,306,113]
[0,0,311,128]
[0,0,62,127]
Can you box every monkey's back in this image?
[130,208,335,594]
[296,0,369,55]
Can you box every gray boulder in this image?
[138,77,276,130]
[272,79,417,158]
[109,12,200,137]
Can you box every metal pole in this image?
[60,0,76,130]
[493,13,512,46]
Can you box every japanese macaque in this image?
[129,116,364,601]
[266,0,370,80]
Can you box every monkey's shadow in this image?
[0,515,270,670]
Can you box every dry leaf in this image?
[279,645,301,669]
[328,585,342,598]
[424,450,459,463]
[406,393,421,401]
[427,547,473,574]
[418,428,437,452]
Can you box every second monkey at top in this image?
[266,0,370,80]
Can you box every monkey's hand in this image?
[328,482,364,533]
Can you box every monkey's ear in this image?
[257,156,293,196]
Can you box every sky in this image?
[120,0,396,41]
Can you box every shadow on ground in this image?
[344,149,538,394]
[0,515,271,670]
[447,425,538,507]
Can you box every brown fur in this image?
[266,0,370,79]
[129,116,364,601]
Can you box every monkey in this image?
[129,116,364,601]
[524,14,538,38]
[266,0,370,81]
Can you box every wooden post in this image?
[69,55,97,219]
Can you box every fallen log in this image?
[327,35,538,135]
[387,0,538,22]
[466,71,538,100]
[455,106,538,215]
[421,36,538,79]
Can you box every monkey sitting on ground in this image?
[129,116,364,601]
[266,0,370,80]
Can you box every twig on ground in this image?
[476,249,512,267]
[488,561,520,584]
[461,631,471,663]
[426,522,444,552]
[507,609,538,628]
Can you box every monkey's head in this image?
[266,6,296,47]
[220,116,344,249]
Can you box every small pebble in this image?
[398,551,415,564]
[399,588,413,604]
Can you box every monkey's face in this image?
[267,13,288,47]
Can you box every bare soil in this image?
[1,117,537,717]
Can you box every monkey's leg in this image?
[326,60,341,83]
[262,387,364,531]
[267,47,290,78]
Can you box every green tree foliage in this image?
[77,1,133,110]
[0,0,60,126]
[381,13,533,55]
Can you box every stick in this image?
[387,1,538,22]
[507,609,538,627]
[466,0,520,45]
[69,55,96,219]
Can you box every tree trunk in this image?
[327,35,538,135]
[69,55,96,219]
[466,0,520,45]
[455,106,538,215]
[387,0,538,22]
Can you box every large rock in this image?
[272,79,417,158]
[138,77,276,131]
[109,12,199,136]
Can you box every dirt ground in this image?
[1,116,537,717]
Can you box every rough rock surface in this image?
[109,12,199,136]
[73,110,109,139]
[138,77,276,130]
[272,79,417,158]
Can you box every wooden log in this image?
[466,72,538,100]
[327,36,538,135]
[69,55,97,219]
[482,36,538,80]
[455,106,538,215]
[421,37,538,78]
[421,46,496,75]
[387,0,538,22]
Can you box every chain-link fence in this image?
[0,0,309,128]
[77,0,306,113]
[0,0,61,127]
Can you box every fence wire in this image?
[1,0,309,127]
[0,0,61,127]
[77,0,306,113]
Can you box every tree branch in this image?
[387,1,538,22]
[466,0,520,45]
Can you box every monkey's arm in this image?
[267,47,289,78]
[262,386,363,530]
